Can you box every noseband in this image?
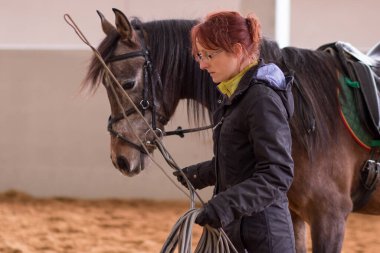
[106,30,168,154]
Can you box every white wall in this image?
[0,0,243,47]
[291,0,380,51]
[0,0,379,200]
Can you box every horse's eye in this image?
[122,81,135,90]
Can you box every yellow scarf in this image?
[218,62,257,97]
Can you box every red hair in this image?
[191,11,261,60]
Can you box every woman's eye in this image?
[122,81,135,89]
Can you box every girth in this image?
[351,158,380,211]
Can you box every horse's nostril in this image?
[116,156,130,172]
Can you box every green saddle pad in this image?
[338,74,379,150]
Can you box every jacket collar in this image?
[224,59,263,105]
[217,62,257,97]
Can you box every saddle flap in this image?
[350,61,380,134]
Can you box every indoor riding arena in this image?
[1,1,379,253]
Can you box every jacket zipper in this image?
[213,116,224,195]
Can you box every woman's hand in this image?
[173,160,215,190]
[173,167,196,189]
[195,205,222,228]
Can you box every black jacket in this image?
[189,59,294,227]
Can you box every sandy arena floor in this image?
[0,191,379,253]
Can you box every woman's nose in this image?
[199,61,208,70]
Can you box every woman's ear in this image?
[232,43,244,57]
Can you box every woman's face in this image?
[196,41,241,83]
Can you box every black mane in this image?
[283,46,341,153]
[260,39,341,154]
[138,19,218,122]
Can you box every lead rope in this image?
[160,209,232,253]
[64,14,238,253]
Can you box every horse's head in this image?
[86,9,168,176]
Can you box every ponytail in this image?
[246,13,261,61]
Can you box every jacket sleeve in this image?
[208,87,294,227]
[184,157,216,190]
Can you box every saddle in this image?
[319,41,380,140]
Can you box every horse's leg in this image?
[289,125,361,253]
[290,210,307,253]
[309,207,349,253]
[307,138,360,252]
[288,144,312,253]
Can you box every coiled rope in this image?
[64,14,238,253]
[161,209,233,253]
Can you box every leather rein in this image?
[106,31,213,155]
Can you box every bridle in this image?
[105,30,168,155]
[105,29,214,155]
[107,107,167,155]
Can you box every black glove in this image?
[173,166,201,189]
[195,204,222,229]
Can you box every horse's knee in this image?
[310,214,347,253]
[306,195,352,253]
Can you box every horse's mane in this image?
[260,39,341,155]
[84,18,342,157]
[139,19,219,122]
[84,30,120,91]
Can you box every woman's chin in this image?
[211,76,221,83]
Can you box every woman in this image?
[175,11,295,252]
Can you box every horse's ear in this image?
[96,10,116,35]
[113,8,134,41]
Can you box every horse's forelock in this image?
[83,30,120,92]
